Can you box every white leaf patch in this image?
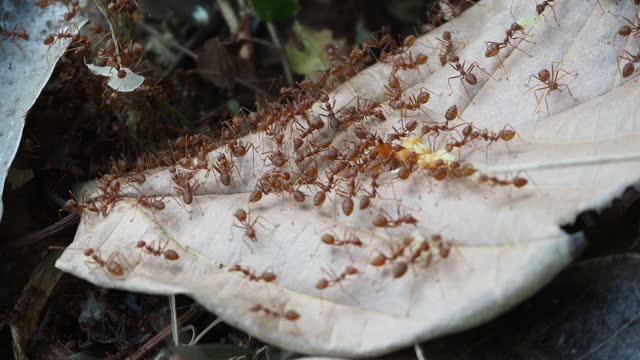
[86,63,144,92]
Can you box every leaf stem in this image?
[478,153,640,174]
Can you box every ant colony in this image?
[61,0,630,325]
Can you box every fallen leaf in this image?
[10,253,64,360]
[56,0,640,357]
[0,0,86,219]
[251,0,301,22]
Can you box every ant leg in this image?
[469,63,499,81]
[85,259,104,272]
[232,164,248,186]
[556,69,577,82]
[548,5,560,27]
[508,41,534,57]
[533,87,548,113]
[526,74,540,87]
[447,75,459,95]
[495,54,509,79]
[252,215,276,229]
[232,223,255,251]
[460,80,475,104]
[560,85,578,102]
[543,90,551,115]
[616,54,633,77]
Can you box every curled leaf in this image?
[56,0,640,357]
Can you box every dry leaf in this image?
[0,0,86,219]
[56,0,640,357]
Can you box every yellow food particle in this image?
[397,135,456,168]
[401,135,422,149]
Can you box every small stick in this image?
[92,0,122,66]
[266,22,294,87]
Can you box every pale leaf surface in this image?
[56,0,640,356]
[0,0,86,218]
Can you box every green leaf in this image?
[174,344,252,360]
[251,0,300,22]
[284,22,334,79]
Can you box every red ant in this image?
[358,174,380,210]
[43,30,74,46]
[612,13,640,41]
[34,0,55,8]
[84,248,129,277]
[320,230,363,247]
[478,174,528,187]
[315,266,359,290]
[63,0,81,21]
[108,0,138,14]
[0,21,29,41]
[369,237,415,278]
[391,53,430,78]
[65,191,90,214]
[229,264,276,282]
[228,139,255,158]
[171,170,201,205]
[526,61,577,114]
[233,208,272,243]
[618,50,640,78]
[266,149,288,168]
[336,178,359,216]
[312,172,338,208]
[484,22,533,77]
[535,0,559,27]
[437,31,454,66]
[212,153,237,186]
[447,55,494,101]
[372,208,418,228]
[249,304,300,321]
[135,195,166,211]
[135,239,179,261]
